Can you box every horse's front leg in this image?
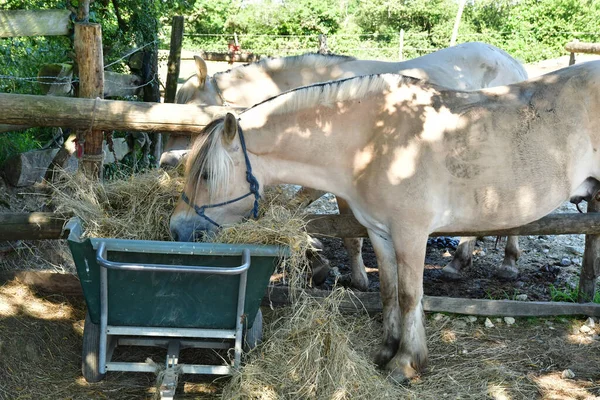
[386,228,429,383]
[338,197,368,291]
[367,229,400,367]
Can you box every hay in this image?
[222,288,404,399]
[51,169,184,241]
[51,171,317,287]
[205,187,317,291]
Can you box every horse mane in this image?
[176,75,202,105]
[214,53,356,81]
[242,73,423,117]
[185,117,233,202]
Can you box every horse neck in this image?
[214,62,356,106]
[242,111,353,197]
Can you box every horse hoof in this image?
[385,363,419,386]
[441,265,462,280]
[495,265,518,280]
[373,346,396,368]
[351,276,369,291]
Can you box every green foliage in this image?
[0,131,42,167]
[549,284,600,303]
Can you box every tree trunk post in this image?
[165,16,184,104]
[74,22,104,179]
[143,47,162,167]
[579,194,600,302]
[569,52,576,66]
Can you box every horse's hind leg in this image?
[495,236,520,280]
[368,229,400,368]
[441,236,475,280]
[386,228,428,383]
[337,197,368,291]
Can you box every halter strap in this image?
[181,124,260,228]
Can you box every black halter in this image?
[181,125,260,228]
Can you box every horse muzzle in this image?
[169,213,217,242]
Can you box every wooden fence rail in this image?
[0,93,241,134]
[0,10,72,38]
[4,211,600,241]
[565,40,600,66]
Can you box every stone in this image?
[572,257,582,266]
[561,369,575,379]
[565,245,584,255]
[515,294,528,301]
[467,316,478,323]
[484,318,494,328]
[433,313,448,322]
[542,249,550,254]
[559,258,571,266]
[579,325,592,334]
[585,317,596,328]
[504,317,516,325]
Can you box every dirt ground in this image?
[0,277,599,400]
[317,201,592,303]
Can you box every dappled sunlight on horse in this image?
[170,62,600,381]
[165,42,531,288]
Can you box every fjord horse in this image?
[170,62,600,381]
[165,42,529,289]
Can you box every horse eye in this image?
[201,171,209,181]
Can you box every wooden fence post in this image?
[74,22,104,178]
[579,194,600,302]
[318,34,329,55]
[165,16,184,104]
[143,47,162,167]
[398,29,404,61]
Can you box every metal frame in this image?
[95,241,251,377]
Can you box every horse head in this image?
[169,113,263,241]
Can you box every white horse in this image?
[170,61,600,381]
[164,42,529,289]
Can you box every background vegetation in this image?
[1,0,600,163]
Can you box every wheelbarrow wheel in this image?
[243,308,263,352]
[82,312,106,383]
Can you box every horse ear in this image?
[222,113,238,144]
[194,55,208,88]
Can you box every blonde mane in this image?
[185,118,234,203]
[243,73,422,117]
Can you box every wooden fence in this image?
[0,32,599,314]
[0,6,164,174]
[565,40,600,65]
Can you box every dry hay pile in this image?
[223,288,404,399]
[51,171,316,286]
[206,187,316,291]
[51,169,184,241]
